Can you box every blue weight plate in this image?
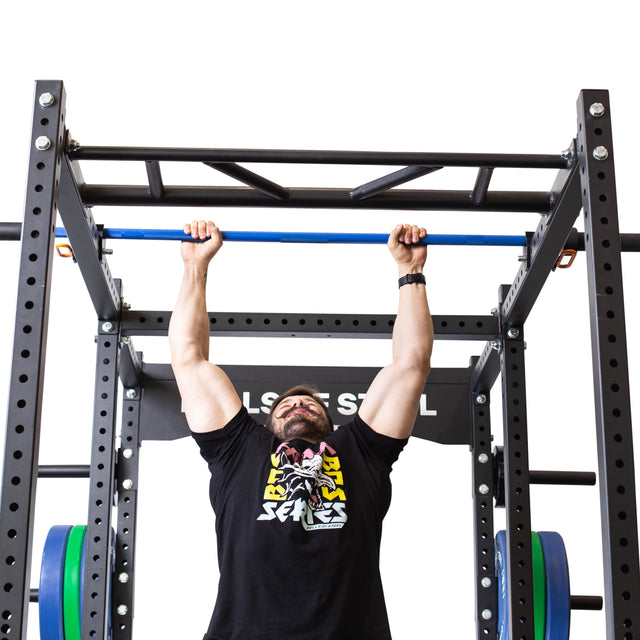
[39,525,72,640]
[495,530,508,640]
[538,531,571,640]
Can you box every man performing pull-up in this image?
[169,220,434,640]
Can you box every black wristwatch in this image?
[398,273,426,288]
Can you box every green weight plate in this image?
[531,532,546,640]
[63,525,87,640]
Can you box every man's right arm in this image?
[169,220,242,433]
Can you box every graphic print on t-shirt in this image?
[257,441,347,530]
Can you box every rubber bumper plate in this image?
[39,525,72,640]
[63,525,87,640]
[538,531,571,640]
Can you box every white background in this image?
[0,2,638,638]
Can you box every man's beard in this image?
[281,413,331,442]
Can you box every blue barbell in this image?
[55,228,527,247]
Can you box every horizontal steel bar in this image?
[571,596,603,611]
[56,227,527,247]
[0,222,22,241]
[37,465,90,478]
[69,146,569,168]
[79,185,552,212]
[122,311,500,340]
[529,470,596,485]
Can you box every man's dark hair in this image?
[265,385,334,431]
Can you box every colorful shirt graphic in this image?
[257,441,348,530]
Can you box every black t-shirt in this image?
[191,407,407,640]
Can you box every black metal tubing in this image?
[470,167,494,206]
[112,388,142,640]
[500,325,535,640]
[70,146,569,168]
[37,465,90,478]
[578,89,640,639]
[119,338,142,390]
[0,79,65,640]
[82,322,121,640]
[123,310,499,340]
[529,470,596,485]
[563,228,640,252]
[571,596,604,611]
[470,163,582,394]
[58,154,121,320]
[80,184,552,212]
[349,165,442,200]
[204,161,289,200]
[0,222,22,240]
[470,389,497,639]
[144,161,164,198]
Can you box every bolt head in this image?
[123,448,134,459]
[117,604,129,616]
[476,394,487,405]
[481,609,493,620]
[101,321,114,333]
[478,484,490,495]
[125,388,137,399]
[589,102,606,118]
[35,136,51,151]
[490,307,499,316]
[507,328,520,339]
[593,146,609,161]
[491,341,501,352]
[481,577,492,588]
[478,453,489,464]
[39,92,56,107]
[118,572,130,584]
[122,479,134,490]
[67,139,80,152]
[560,147,574,161]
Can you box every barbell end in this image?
[570,595,603,611]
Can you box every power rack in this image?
[1,80,639,640]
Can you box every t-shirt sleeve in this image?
[190,406,268,467]
[338,413,408,471]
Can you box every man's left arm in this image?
[359,223,434,440]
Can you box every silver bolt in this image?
[507,328,520,339]
[39,92,55,107]
[121,336,131,345]
[491,341,501,352]
[478,484,490,495]
[122,479,134,490]
[476,394,487,405]
[481,577,492,588]
[102,248,114,255]
[122,302,131,311]
[123,448,134,459]
[593,146,609,161]
[125,388,137,399]
[478,453,489,464]
[118,572,129,584]
[518,254,528,262]
[35,136,51,151]
[117,604,129,616]
[101,321,114,333]
[589,102,605,118]
[481,609,493,620]
[67,139,80,152]
[490,307,499,316]
[560,147,574,161]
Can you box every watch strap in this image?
[398,273,426,288]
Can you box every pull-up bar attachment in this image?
[54,227,527,247]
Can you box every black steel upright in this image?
[0,80,65,640]
[577,89,640,639]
